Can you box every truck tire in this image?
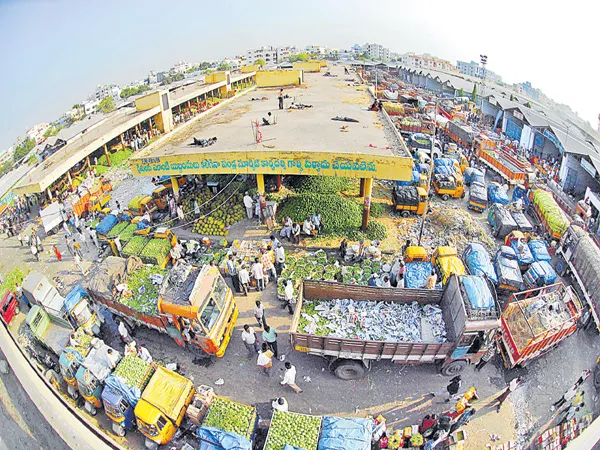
[442,194,450,201]
[331,360,366,380]
[594,367,600,391]
[441,360,467,376]
[401,211,411,218]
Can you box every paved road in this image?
[0,349,70,450]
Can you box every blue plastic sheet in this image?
[528,239,551,262]
[405,262,433,289]
[103,374,142,408]
[418,163,429,174]
[136,221,151,230]
[196,427,252,450]
[434,158,454,167]
[318,416,373,450]
[461,275,494,310]
[494,247,523,288]
[96,214,118,235]
[464,167,484,185]
[397,170,420,186]
[510,240,534,265]
[463,243,498,284]
[283,446,305,450]
[525,261,557,287]
[64,285,87,312]
[434,166,455,176]
[487,184,510,205]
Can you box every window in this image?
[199,298,220,330]
[157,415,168,431]
[212,276,228,308]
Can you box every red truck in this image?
[499,282,582,368]
[477,147,536,185]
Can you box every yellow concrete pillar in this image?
[67,171,73,188]
[120,133,125,150]
[86,156,90,168]
[171,176,180,201]
[361,177,373,231]
[47,188,53,200]
[103,144,111,166]
[256,174,265,194]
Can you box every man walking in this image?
[78,229,88,249]
[275,243,285,275]
[30,243,39,261]
[262,325,278,358]
[430,375,462,403]
[17,232,22,246]
[74,253,86,275]
[261,249,276,283]
[65,236,74,256]
[252,258,265,291]
[241,324,259,354]
[552,384,580,411]
[88,226,99,248]
[73,239,83,259]
[35,234,43,252]
[281,362,303,393]
[494,377,522,413]
[239,263,250,296]
[257,343,274,377]
[226,255,240,293]
[243,192,253,219]
[278,89,284,110]
[254,300,265,328]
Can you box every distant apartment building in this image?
[26,122,50,144]
[399,53,456,72]
[172,60,191,73]
[518,81,540,101]
[351,44,362,55]
[147,70,158,84]
[457,60,502,84]
[94,84,121,102]
[305,45,327,55]
[245,46,296,65]
[363,43,389,60]
[83,98,100,115]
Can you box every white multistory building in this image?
[94,84,121,102]
[363,43,389,60]
[305,45,327,55]
[172,61,191,73]
[245,46,297,65]
[26,123,50,144]
[398,53,456,72]
[457,60,502,83]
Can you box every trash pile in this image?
[299,299,447,343]
[396,204,495,253]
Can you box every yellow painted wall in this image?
[293,61,321,73]
[135,91,161,112]
[313,59,328,67]
[205,71,228,84]
[129,150,414,181]
[241,65,258,73]
[256,70,303,87]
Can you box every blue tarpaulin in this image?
[487,184,510,205]
[64,285,87,312]
[418,163,429,174]
[528,239,551,262]
[405,262,433,289]
[510,240,534,266]
[397,170,420,186]
[524,261,557,287]
[464,167,484,185]
[494,247,523,288]
[196,427,252,450]
[96,214,118,236]
[434,166,456,176]
[461,275,494,310]
[463,243,498,284]
[434,158,454,167]
[103,374,142,408]
[318,416,373,450]
[283,446,306,450]
[136,221,151,230]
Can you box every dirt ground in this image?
[2,169,599,450]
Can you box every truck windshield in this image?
[212,276,228,309]
[199,298,220,330]
[72,302,92,325]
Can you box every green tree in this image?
[458,88,464,97]
[28,154,38,166]
[0,160,13,177]
[72,103,81,109]
[219,62,231,71]
[510,94,514,101]
[43,126,63,138]
[120,85,151,99]
[255,58,266,67]
[526,101,532,108]
[471,84,477,103]
[97,96,116,113]
[13,137,35,162]
[289,53,310,62]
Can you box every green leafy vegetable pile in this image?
[113,354,152,389]
[139,239,171,265]
[119,223,138,243]
[107,221,129,238]
[366,220,388,240]
[287,176,351,194]
[121,236,148,258]
[203,397,257,439]
[264,410,321,450]
[0,268,26,294]
[97,148,132,167]
[278,193,362,233]
[122,265,167,314]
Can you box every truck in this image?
[467,182,487,212]
[528,188,571,240]
[101,355,157,436]
[134,365,195,449]
[488,204,518,239]
[127,195,157,216]
[76,341,121,416]
[462,243,498,285]
[290,276,500,379]
[86,257,239,358]
[67,177,113,218]
[556,224,600,331]
[432,174,465,201]
[445,121,477,148]
[493,246,524,293]
[392,185,427,217]
[63,286,101,336]
[476,147,535,185]
[523,261,557,289]
[433,246,466,285]
[39,201,66,235]
[403,246,433,289]
[25,305,73,356]
[498,283,582,368]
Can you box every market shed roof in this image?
[130,65,412,181]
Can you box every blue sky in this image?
[1,0,598,150]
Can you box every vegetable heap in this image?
[121,236,148,258]
[107,221,129,238]
[264,410,321,450]
[121,265,168,314]
[68,328,93,355]
[113,355,152,388]
[119,223,138,243]
[0,267,26,294]
[139,239,171,265]
[203,397,257,439]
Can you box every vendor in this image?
[280,216,293,240]
[272,397,289,412]
[424,270,438,290]
[302,217,316,236]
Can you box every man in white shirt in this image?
[238,264,250,296]
[254,300,265,328]
[243,192,254,219]
[275,244,285,274]
[302,218,315,236]
[272,397,289,412]
[138,346,153,363]
[241,324,259,354]
[281,362,303,393]
[252,259,265,291]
